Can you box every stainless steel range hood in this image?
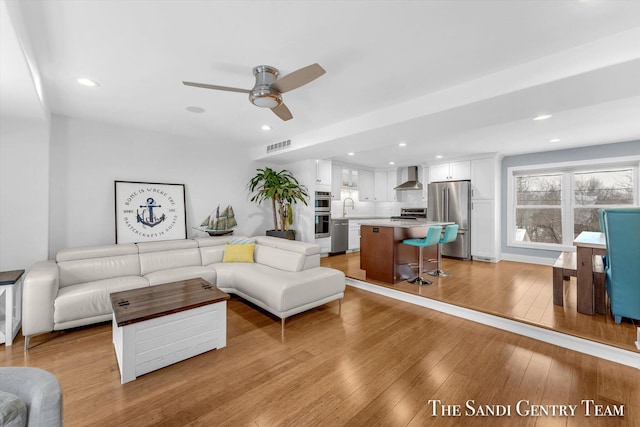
[394,166,423,191]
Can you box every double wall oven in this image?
[314,191,331,238]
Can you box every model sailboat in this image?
[200,205,237,236]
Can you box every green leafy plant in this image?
[247,167,309,231]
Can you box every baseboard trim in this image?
[500,253,557,266]
[346,278,640,369]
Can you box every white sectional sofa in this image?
[22,236,345,349]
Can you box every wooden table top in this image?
[573,231,606,249]
[0,269,24,285]
[110,278,229,327]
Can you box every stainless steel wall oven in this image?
[315,211,331,238]
[314,191,331,212]
[314,191,332,238]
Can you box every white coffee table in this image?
[110,278,229,384]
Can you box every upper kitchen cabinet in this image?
[429,161,470,182]
[315,159,332,188]
[331,164,342,200]
[342,168,359,189]
[470,156,501,199]
[374,170,398,202]
[359,170,375,201]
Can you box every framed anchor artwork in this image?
[114,181,187,244]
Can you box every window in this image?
[508,158,639,250]
[573,169,634,237]
[515,174,562,243]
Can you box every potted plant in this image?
[247,167,309,240]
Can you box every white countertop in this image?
[358,219,454,228]
[331,216,387,221]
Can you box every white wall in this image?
[48,115,268,257]
[0,0,51,270]
[0,116,50,270]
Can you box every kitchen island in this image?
[359,219,454,284]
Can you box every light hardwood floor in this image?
[2,284,639,426]
[321,252,638,352]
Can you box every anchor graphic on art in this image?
[137,197,166,227]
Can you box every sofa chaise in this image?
[22,236,345,349]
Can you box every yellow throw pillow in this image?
[223,243,255,263]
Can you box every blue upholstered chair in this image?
[601,208,640,324]
[428,224,459,278]
[403,226,442,285]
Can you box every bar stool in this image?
[428,224,459,278]
[402,226,442,285]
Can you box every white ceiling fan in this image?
[183,63,326,121]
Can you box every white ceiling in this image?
[4,0,640,168]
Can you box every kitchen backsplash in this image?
[331,193,426,218]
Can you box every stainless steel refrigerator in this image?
[427,180,471,260]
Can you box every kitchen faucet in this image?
[342,197,355,217]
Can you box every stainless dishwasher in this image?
[330,219,349,254]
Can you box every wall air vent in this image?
[266,139,291,154]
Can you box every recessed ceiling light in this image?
[185,106,205,113]
[549,138,560,142]
[533,114,552,121]
[261,124,272,131]
[348,152,355,156]
[398,143,407,147]
[389,161,395,165]
[77,77,99,87]
[435,155,443,159]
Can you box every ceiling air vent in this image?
[266,139,291,154]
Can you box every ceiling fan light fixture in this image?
[250,88,282,109]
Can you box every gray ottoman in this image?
[0,368,62,427]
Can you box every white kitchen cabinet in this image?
[471,157,496,199]
[471,199,499,262]
[429,161,470,182]
[331,165,342,200]
[374,170,397,201]
[359,170,375,201]
[422,166,429,202]
[315,159,332,187]
[342,168,358,189]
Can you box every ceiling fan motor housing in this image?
[250,65,282,108]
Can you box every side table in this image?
[0,269,25,346]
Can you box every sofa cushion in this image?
[143,266,216,286]
[0,390,27,427]
[137,240,201,275]
[254,245,305,272]
[223,244,255,263]
[214,263,345,312]
[253,236,320,256]
[196,236,236,265]
[57,244,141,288]
[56,243,138,262]
[54,276,149,323]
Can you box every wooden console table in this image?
[110,278,229,383]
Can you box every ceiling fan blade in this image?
[271,63,326,93]
[182,81,251,94]
[271,103,293,121]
